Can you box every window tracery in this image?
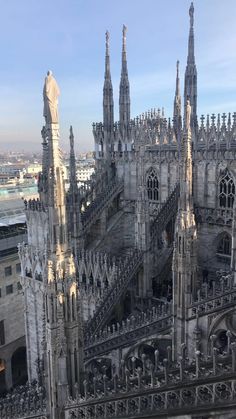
[146,169,159,201]
[217,233,231,257]
[219,171,235,208]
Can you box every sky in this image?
[1,0,236,153]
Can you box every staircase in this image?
[85,249,143,337]
[81,179,124,235]
[150,183,180,249]
[84,184,179,337]
[94,211,135,257]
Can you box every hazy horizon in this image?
[1,0,236,153]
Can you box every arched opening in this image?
[11,347,27,387]
[215,330,228,354]
[146,168,159,201]
[0,359,5,394]
[118,140,122,153]
[89,272,94,286]
[219,170,235,208]
[87,358,112,382]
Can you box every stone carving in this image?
[189,2,194,27]
[186,98,191,130]
[43,70,60,124]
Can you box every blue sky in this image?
[1,0,236,152]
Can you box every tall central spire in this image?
[119,25,130,128]
[103,30,114,131]
[187,2,195,65]
[184,2,197,128]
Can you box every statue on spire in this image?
[43,71,60,124]
[186,98,191,131]
[69,125,74,146]
[105,30,109,52]
[177,60,180,75]
[122,25,127,50]
[189,2,194,28]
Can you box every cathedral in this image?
[2,2,236,419]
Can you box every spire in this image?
[172,99,198,357]
[42,71,68,252]
[184,2,197,127]
[119,24,130,127]
[173,60,182,131]
[105,30,111,75]
[122,24,127,72]
[180,99,193,212]
[103,30,114,131]
[69,125,77,189]
[187,2,195,65]
[68,125,81,256]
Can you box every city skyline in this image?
[1,0,236,152]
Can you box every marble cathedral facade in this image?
[2,2,236,419]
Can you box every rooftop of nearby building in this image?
[0,183,38,227]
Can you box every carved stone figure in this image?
[186,98,191,130]
[189,2,194,27]
[43,70,60,124]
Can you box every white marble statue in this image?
[186,98,191,130]
[43,71,60,124]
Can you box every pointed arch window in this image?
[219,171,235,208]
[217,233,231,257]
[118,140,122,152]
[147,169,159,201]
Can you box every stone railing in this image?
[189,273,236,318]
[85,303,172,359]
[80,179,124,234]
[24,199,46,212]
[0,382,47,419]
[195,206,233,226]
[85,249,143,337]
[65,340,236,419]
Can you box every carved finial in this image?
[175,60,180,97]
[189,2,194,27]
[105,30,109,54]
[69,126,75,154]
[70,125,74,142]
[177,60,180,75]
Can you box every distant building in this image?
[0,184,38,393]
[77,163,94,182]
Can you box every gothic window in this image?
[82,272,86,284]
[217,233,231,257]
[219,171,235,208]
[89,273,94,286]
[118,140,122,152]
[147,169,159,201]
